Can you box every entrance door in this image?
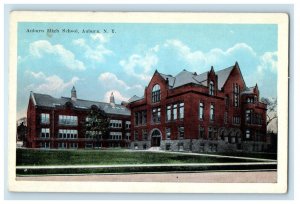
[151,129,161,147]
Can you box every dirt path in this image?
[17,171,277,183]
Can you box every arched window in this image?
[209,81,214,95]
[152,84,161,103]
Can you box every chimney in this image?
[110,92,115,105]
[71,86,77,101]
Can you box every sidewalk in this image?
[16,161,277,169]
[16,171,277,183]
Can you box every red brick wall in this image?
[26,97,131,148]
[129,65,267,144]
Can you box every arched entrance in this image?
[151,129,161,147]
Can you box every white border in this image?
[8,11,289,193]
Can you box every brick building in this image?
[128,62,267,152]
[26,87,131,149]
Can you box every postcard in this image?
[8,11,289,193]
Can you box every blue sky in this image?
[17,22,278,119]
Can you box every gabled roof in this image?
[156,64,235,90]
[215,66,235,89]
[30,92,131,116]
[128,95,144,103]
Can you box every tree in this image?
[17,122,27,143]
[261,97,277,127]
[84,106,110,149]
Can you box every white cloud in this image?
[98,72,129,89]
[29,40,86,70]
[119,51,158,81]
[26,72,80,96]
[73,38,86,47]
[91,33,109,43]
[98,72,143,91]
[257,51,278,73]
[103,90,129,103]
[73,34,112,63]
[164,39,207,67]
[164,39,257,69]
[26,71,46,79]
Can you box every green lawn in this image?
[16,149,263,166]
[200,152,277,160]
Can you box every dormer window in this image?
[209,81,214,96]
[152,84,161,103]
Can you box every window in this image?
[233,116,240,125]
[246,129,251,139]
[178,126,184,139]
[40,128,50,138]
[173,104,177,120]
[210,104,215,121]
[58,142,67,149]
[135,111,147,126]
[125,121,131,129]
[179,103,184,119]
[134,113,138,126]
[199,102,204,119]
[69,143,78,149]
[209,81,214,95]
[40,113,50,124]
[166,128,171,140]
[85,130,101,139]
[166,105,172,121]
[40,142,50,149]
[199,126,205,139]
[152,84,161,103]
[109,120,122,128]
[142,111,147,125]
[257,114,262,125]
[109,132,122,140]
[152,107,161,123]
[142,129,148,140]
[245,110,252,124]
[233,83,240,107]
[125,132,130,140]
[138,112,142,125]
[58,115,78,126]
[167,102,183,121]
[59,129,78,139]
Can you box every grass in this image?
[16,148,264,166]
[200,152,277,160]
[16,163,277,175]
